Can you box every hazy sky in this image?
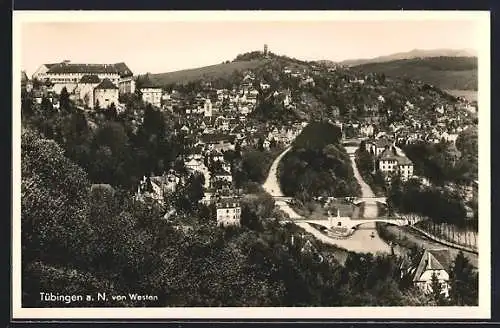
[20,19,480,76]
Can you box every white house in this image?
[360,124,375,137]
[93,78,119,109]
[216,197,241,227]
[74,74,101,108]
[204,98,213,117]
[412,249,452,298]
[435,104,445,115]
[141,87,163,108]
[378,148,414,181]
[260,82,271,90]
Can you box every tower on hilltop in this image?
[264,44,269,57]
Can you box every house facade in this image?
[93,79,119,109]
[141,87,163,108]
[216,197,241,227]
[412,249,452,298]
[378,148,414,181]
[33,61,133,95]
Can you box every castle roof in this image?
[47,62,125,75]
[113,62,134,77]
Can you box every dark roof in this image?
[373,138,393,148]
[114,62,133,77]
[379,148,413,165]
[48,63,120,74]
[46,62,133,76]
[213,168,232,176]
[216,197,241,208]
[413,249,453,282]
[80,74,101,84]
[201,133,236,144]
[94,78,118,90]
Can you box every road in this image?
[263,144,391,254]
[262,146,302,219]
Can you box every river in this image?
[263,144,392,255]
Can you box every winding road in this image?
[262,144,392,254]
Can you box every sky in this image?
[19,18,481,77]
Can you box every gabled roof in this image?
[397,156,413,166]
[201,133,235,144]
[379,148,397,160]
[80,74,101,84]
[413,249,453,282]
[185,158,202,166]
[213,168,232,176]
[216,197,241,208]
[95,78,118,90]
[372,138,393,148]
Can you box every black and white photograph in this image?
[12,11,490,319]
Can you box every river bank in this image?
[376,222,478,268]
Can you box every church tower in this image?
[264,44,269,57]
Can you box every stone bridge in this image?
[303,215,422,231]
[351,197,387,205]
[271,196,294,201]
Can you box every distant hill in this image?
[146,58,270,87]
[340,48,477,67]
[352,56,478,91]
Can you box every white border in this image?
[12,10,491,320]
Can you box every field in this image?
[444,89,478,102]
[353,56,478,91]
[148,59,270,86]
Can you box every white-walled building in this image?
[141,87,163,108]
[378,148,414,181]
[204,98,213,117]
[93,79,119,109]
[32,61,133,95]
[74,74,101,108]
[412,249,452,298]
[216,197,241,227]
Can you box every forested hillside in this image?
[353,56,477,91]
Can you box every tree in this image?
[21,129,95,267]
[21,90,33,118]
[59,87,70,112]
[41,97,53,112]
[107,103,118,120]
[430,272,447,305]
[449,252,478,305]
